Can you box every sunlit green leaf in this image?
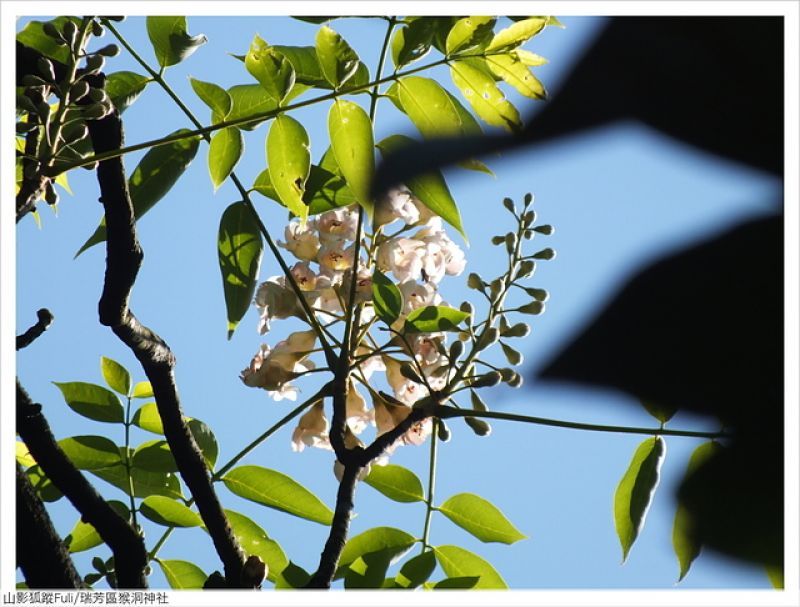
[225,84,278,131]
[428,17,460,54]
[208,127,243,190]
[640,400,678,425]
[105,71,150,113]
[76,131,201,256]
[445,16,496,55]
[131,402,163,434]
[65,501,129,553]
[146,16,207,68]
[16,441,36,468]
[157,559,206,589]
[101,356,131,396]
[16,17,77,63]
[246,35,296,105]
[614,436,666,562]
[90,448,183,499]
[344,549,396,589]
[433,545,507,589]
[221,509,288,583]
[393,550,436,588]
[486,17,546,53]
[337,527,416,577]
[189,77,232,122]
[438,493,526,544]
[485,53,546,100]
[672,441,721,581]
[328,99,374,213]
[405,305,469,334]
[364,463,423,503]
[57,435,122,470]
[218,201,264,338]
[140,496,203,527]
[267,115,311,220]
[53,382,124,423]
[132,440,177,473]
[515,48,549,67]
[26,465,63,502]
[371,271,403,328]
[131,381,154,399]
[272,45,327,87]
[432,576,480,589]
[391,19,435,69]
[222,465,333,525]
[396,77,468,137]
[450,59,521,133]
[315,25,360,88]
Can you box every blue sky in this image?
[13,13,783,592]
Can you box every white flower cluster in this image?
[240,187,466,460]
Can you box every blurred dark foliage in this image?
[373,17,784,572]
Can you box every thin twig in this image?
[16,308,54,350]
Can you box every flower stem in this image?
[420,418,439,553]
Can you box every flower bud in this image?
[518,301,545,315]
[489,278,503,297]
[85,54,105,73]
[504,232,517,254]
[470,371,501,388]
[399,362,422,384]
[501,322,531,338]
[62,21,78,46]
[241,555,267,587]
[499,367,516,382]
[522,210,536,226]
[88,88,108,103]
[502,197,515,213]
[465,416,492,436]
[459,301,474,317]
[491,235,505,246]
[43,22,65,43]
[534,224,555,235]
[533,247,556,260]
[97,44,120,57]
[466,273,484,290]
[70,80,90,102]
[37,58,56,82]
[523,192,533,206]
[91,20,105,37]
[476,327,499,351]
[44,182,59,206]
[437,420,451,442]
[64,123,89,144]
[500,342,523,365]
[83,103,108,120]
[448,339,464,360]
[523,229,534,240]
[203,572,227,589]
[515,260,535,279]
[524,287,549,302]
[469,390,488,411]
[508,372,524,388]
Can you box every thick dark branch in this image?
[17,382,147,588]
[83,84,246,587]
[17,308,54,350]
[17,462,83,588]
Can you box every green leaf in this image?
[140,496,203,528]
[485,53,546,100]
[371,271,404,328]
[428,17,460,54]
[344,549,396,589]
[221,510,288,583]
[364,463,424,503]
[76,130,201,256]
[15,441,36,468]
[328,99,374,213]
[433,545,507,589]
[225,84,278,131]
[404,305,470,334]
[672,441,721,581]
[438,493,526,544]
[65,501,129,553]
[208,127,243,190]
[486,17,546,52]
[315,25,360,88]
[100,356,131,396]
[132,440,177,473]
[377,135,466,238]
[614,436,666,562]
[396,76,471,137]
[246,35,296,105]
[26,465,62,502]
[450,60,521,132]
[445,16,496,55]
[337,527,416,575]
[91,449,183,499]
[222,465,333,525]
[640,400,678,424]
[391,19,435,69]
[187,418,219,469]
[57,435,122,470]
[766,564,784,589]
[272,45,327,87]
[217,201,264,338]
[16,17,77,63]
[267,115,311,220]
[432,576,480,589]
[156,559,207,589]
[53,382,124,423]
[131,381,154,399]
[146,16,207,68]
[394,551,436,588]
[105,71,150,113]
[274,561,311,589]
[516,48,549,67]
[189,77,232,121]
[131,402,163,434]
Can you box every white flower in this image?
[353,346,385,380]
[279,220,320,261]
[315,207,358,242]
[397,281,441,315]
[254,277,300,335]
[345,381,374,434]
[374,187,420,228]
[383,355,429,405]
[291,401,332,452]
[376,237,425,283]
[318,239,355,272]
[290,262,318,291]
[239,330,316,400]
[414,218,466,283]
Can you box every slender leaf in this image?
[445,16,496,55]
[614,436,666,562]
[105,71,150,113]
[315,25,360,88]
[187,418,219,469]
[76,131,201,256]
[328,99,374,213]
[156,559,206,589]
[516,48,549,66]
[91,449,183,499]
[433,545,507,589]
[450,60,521,132]
[364,463,424,503]
[208,127,243,190]
[218,201,264,338]
[485,53,546,100]
[146,17,207,68]
[391,19,435,69]
[53,382,124,423]
[267,115,311,220]
[397,76,468,137]
[131,402,163,434]
[101,356,131,396]
[246,35,296,104]
[222,465,333,525]
[57,435,122,470]
[189,77,231,122]
[439,493,526,544]
[132,440,177,473]
[393,551,436,588]
[131,381,154,399]
[15,441,36,468]
[337,527,416,575]
[65,501,129,553]
[371,271,404,328]
[221,509,288,583]
[405,305,469,334]
[672,441,722,581]
[140,496,203,527]
[486,17,547,52]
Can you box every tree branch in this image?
[17,381,147,588]
[16,308,54,350]
[82,76,247,587]
[16,462,83,589]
